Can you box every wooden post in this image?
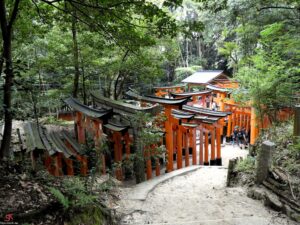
[227,114,232,138]
[165,107,174,172]
[184,131,189,167]
[192,95,197,104]
[216,126,222,166]
[53,154,60,176]
[155,158,160,176]
[80,156,88,176]
[231,113,235,134]
[294,105,300,142]
[76,112,86,144]
[210,126,216,165]
[113,132,122,180]
[204,128,209,165]
[255,141,274,184]
[177,125,183,169]
[65,158,74,176]
[199,125,204,165]
[191,128,197,165]
[250,107,259,145]
[124,132,131,159]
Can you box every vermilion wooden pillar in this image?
[227,113,232,138]
[190,128,197,165]
[176,125,183,169]
[216,125,222,166]
[204,128,209,166]
[199,125,204,165]
[76,112,86,144]
[64,158,74,176]
[210,125,216,165]
[45,155,52,173]
[145,147,152,180]
[250,107,259,145]
[124,132,131,159]
[183,129,189,167]
[165,106,174,172]
[65,140,88,176]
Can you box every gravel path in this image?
[117,145,298,225]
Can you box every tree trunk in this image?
[185,38,189,67]
[132,126,145,183]
[71,12,80,98]
[81,63,87,104]
[0,0,21,159]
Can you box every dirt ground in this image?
[117,145,299,225]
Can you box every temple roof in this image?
[182,70,229,85]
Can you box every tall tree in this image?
[0,0,21,158]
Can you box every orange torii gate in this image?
[63,97,112,174]
[126,91,190,172]
[171,109,197,169]
[104,122,130,180]
[171,90,212,106]
[91,92,162,180]
[182,105,229,166]
[224,103,252,141]
[154,84,186,97]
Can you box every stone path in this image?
[117,145,298,225]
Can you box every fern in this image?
[49,187,70,209]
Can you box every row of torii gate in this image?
[60,84,292,181]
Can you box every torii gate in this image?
[64,97,112,174]
[182,105,229,166]
[126,91,190,172]
[104,122,130,180]
[154,84,186,97]
[171,90,212,107]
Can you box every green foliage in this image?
[49,177,97,210]
[49,187,70,209]
[68,207,104,225]
[174,65,201,83]
[236,157,256,173]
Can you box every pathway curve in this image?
[117,145,297,225]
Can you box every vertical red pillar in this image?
[183,130,189,167]
[65,158,74,176]
[210,126,216,165]
[76,112,86,144]
[216,125,222,166]
[165,107,174,172]
[204,127,209,166]
[191,128,197,165]
[124,132,131,159]
[199,125,204,165]
[227,113,232,138]
[177,125,183,169]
